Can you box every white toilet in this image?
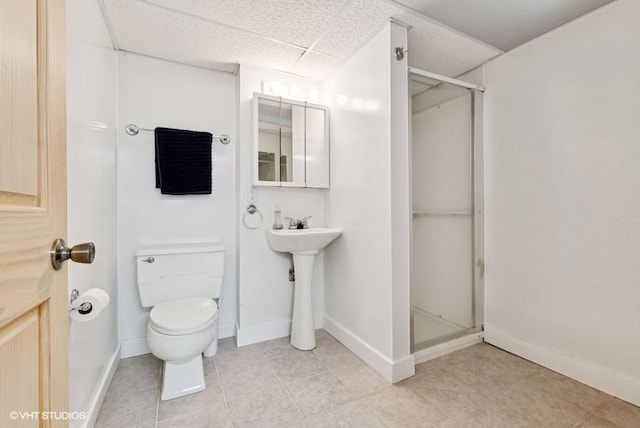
[136,243,224,401]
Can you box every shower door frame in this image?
[408,66,485,354]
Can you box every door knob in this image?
[50,239,96,270]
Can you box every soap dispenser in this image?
[273,205,283,230]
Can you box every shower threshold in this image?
[412,307,481,353]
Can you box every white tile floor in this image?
[96,330,640,427]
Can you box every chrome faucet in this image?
[284,216,312,230]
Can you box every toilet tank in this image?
[136,243,225,308]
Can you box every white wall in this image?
[236,65,325,345]
[322,22,413,382]
[117,53,237,357]
[483,0,640,406]
[66,0,118,425]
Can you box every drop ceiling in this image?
[99,0,615,81]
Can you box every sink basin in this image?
[266,227,341,254]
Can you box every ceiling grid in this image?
[100,0,613,81]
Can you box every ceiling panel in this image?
[103,0,305,72]
[395,0,615,51]
[148,0,348,48]
[291,52,345,81]
[410,80,431,96]
[395,11,502,77]
[312,0,403,59]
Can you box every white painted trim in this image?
[236,319,291,347]
[408,66,485,92]
[218,320,236,339]
[74,344,121,428]
[235,314,323,347]
[323,315,415,383]
[485,326,640,407]
[413,332,484,365]
[119,337,150,358]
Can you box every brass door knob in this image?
[50,239,96,270]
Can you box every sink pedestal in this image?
[290,251,317,350]
[264,228,342,351]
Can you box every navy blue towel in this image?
[155,127,212,195]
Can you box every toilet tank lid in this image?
[136,242,224,257]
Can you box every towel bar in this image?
[125,124,230,144]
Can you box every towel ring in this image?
[242,203,263,229]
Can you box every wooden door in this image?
[0,0,67,427]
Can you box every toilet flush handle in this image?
[141,257,155,263]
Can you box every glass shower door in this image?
[410,77,483,352]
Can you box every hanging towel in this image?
[155,127,212,195]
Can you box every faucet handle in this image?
[301,215,312,228]
[283,216,296,229]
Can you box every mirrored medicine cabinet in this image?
[253,93,329,188]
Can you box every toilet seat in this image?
[150,297,217,336]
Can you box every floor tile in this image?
[95,338,629,428]
[227,384,302,427]
[575,415,618,428]
[526,369,610,412]
[361,385,448,427]
[215,342,266,373]
[434,414,485,428]
[218,359,281,401]
[330,361,389,397]
[259,336,299,359]
[593,398,640,427]
[402,365,486,415]
[302,400,386,428]
[312,341,363,371]
[108,355,162,394]
[469,379,588,427]
[157,402,232,428]
[286,371,353,417]
[95,388,158,428]
[315,329,339,348]
[99,382,158,417]
[270,349,327,383]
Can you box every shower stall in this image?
[409,67,484,354]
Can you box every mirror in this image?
[254,93,329,188]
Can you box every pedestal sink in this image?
[266,228,341,350]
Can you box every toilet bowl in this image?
[147,297,218,400]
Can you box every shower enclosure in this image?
[409,67,484,353]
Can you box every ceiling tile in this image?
[394,0,615,51]
[410,80,431,96]
[312,0,403,59]
[393,12,502,78]
[290,52,345,81]
[103,0,305,72]
[148,0,348,48]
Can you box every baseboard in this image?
[218,320,236,339]
[75,344,120,428]
[323,315,414,383]
[413,332,484,365]
[236,319,291,346]
[485,325,640,407]
[119,337,150,358]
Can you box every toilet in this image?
[136,242,224,401]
